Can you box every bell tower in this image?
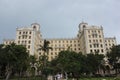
[77,22,88,38]
[31,23,40,31]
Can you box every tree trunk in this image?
[5,70,12,80]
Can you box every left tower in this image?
[15,23,42,58]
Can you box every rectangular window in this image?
[18,41,20,44]
[90,44,92,48]
[89,35,91,38]
[100,39,102,42]
[90,50,93,53]
[19,32,21,34]
[51,53,53,55]
[74,48,76,50]
[23,32,25,34]
[98,30,100,33]
[19,36,21,39]
[29,31,31,34]
[89,40,91,43]
[29,36,31,39]
[101,49,104,53]
[28,45,30,49]
[28,40,31,44]
[74,44,76,47]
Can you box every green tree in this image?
[85,53,104,76]
[38,40,52,67]
[0,44,6,78]
[50,50,82,79]
[29,55,37,77]
[38,40,52,78]
[0,43,29,80]
[13,44,29,78]
[107,45,120,75]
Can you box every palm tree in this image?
[38,40,52,77]
[38,40,52,67]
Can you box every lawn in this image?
[0,77,120,80]
[69,77,120,80]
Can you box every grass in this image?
[0,77,120,80]
[69,77,120,80]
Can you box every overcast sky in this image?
[0,0,120,44]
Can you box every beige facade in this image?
[77,22,106,54]
[39,38,81,61]
[3,22,117,61]
[15,23,41,58]
[3,39,15,45]
[105,37,117,52]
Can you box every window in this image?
[74,44,76,47]
[28,40,31,44]
[51,56,53,60]
[94,34,97,38]
[59,41,61,43]
[83,25,86,28]
[28,45,30,49]
[51,53,53,55]
[97,44,99,47]
[89,40,91,43]
[97,50,100,53]
[25,41,27,44]
[98,30,100,33]
[19,36,21,39]
[55,52,57,55]
[101,44,103,48]
[29,31,31,34]
[74,41,76,43]
[88,30,90,33]
[39,53,41,55]
[90,44,92,48]
[100,39,102,42]
[112,44,115,46]
[89,35,91,38]
[101,49,104,53]
[94,49,97,53]
[74,48,76,50]
[18,41,20,44]
[93,44,96,48]
[55,48,57,51]
[22,41,24,44]
[96,40,98,42]
[19,32,21,34]
[90,50,93,53]
[23,32,25,34]
[93,44,99,48]
[29,36,31,39]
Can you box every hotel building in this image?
[3,22,117,61]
